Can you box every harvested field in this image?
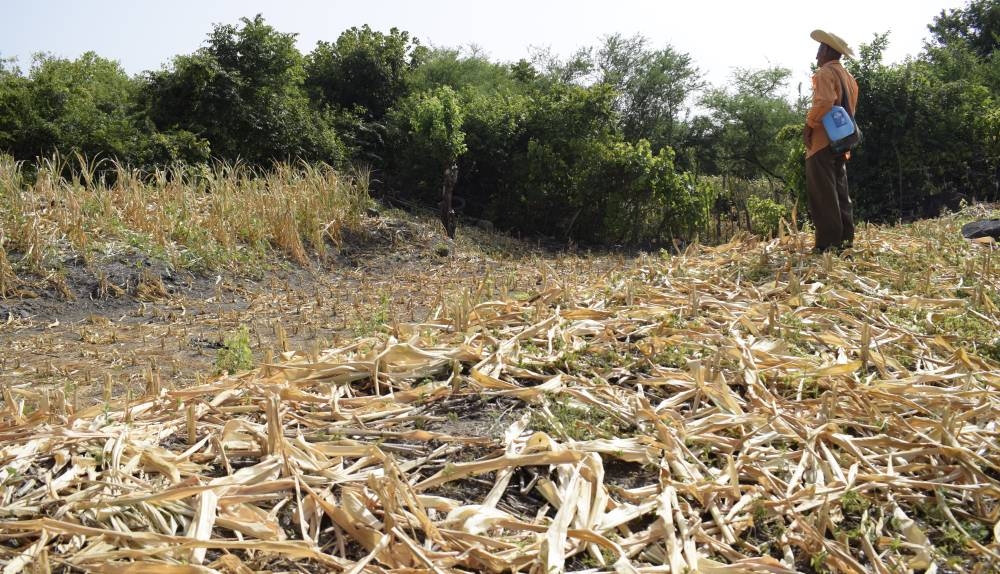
[1,209,999,573]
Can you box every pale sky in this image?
[1,0,966,95]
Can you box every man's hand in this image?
[802,125,813,148]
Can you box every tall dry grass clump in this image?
[0,154,372,278]
[0,154,51,275]
[0,156,22,296]
[0,235,18,297]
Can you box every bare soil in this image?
[0,211,623,407]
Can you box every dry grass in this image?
[0,237,20,298]
[0,153,372,277]
[1,203,998,572]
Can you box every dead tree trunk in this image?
[440,163,458,238]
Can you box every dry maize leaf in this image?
[542,462,582,574]
[215,502,284,540]
[186,490,218,564]
[696,556,800,573]
[4,225,1000,574]
[139,449,182,484]
[445,505,517,535]
[343,533,392,574]
[573,437,660,464]
[891,503,935,570]
[655,486,685,574]
[415,449,583,491]
[813,360,861,377]
[469,367,517,390]
[207,554,255,574]
[85,564,220,574]
[561,308,613,320]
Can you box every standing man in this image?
[803,30,859,254]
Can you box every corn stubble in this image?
[1,210,999,572]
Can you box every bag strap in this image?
[837,73,855,117]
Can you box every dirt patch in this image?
[0,211,623,406]
[422,394,524,441]
[602,458,660,490]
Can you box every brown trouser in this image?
[806,146,854,250]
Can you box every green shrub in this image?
[746,195,788,237]
[216,326,254,375]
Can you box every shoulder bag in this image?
[822,74,863,154]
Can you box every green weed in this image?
[530,394,628,441]
[352,291,391,336]
[809,549,829,573]
[216,326,254,375]
[840,489,870,516]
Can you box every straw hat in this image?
[810,29,855,59]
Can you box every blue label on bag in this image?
[822,105,855,141]
[831,109,848,128]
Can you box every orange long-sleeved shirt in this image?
[806,61,859,158]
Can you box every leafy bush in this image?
[458,88,530,219]
[385,85,466,204]
[216,326,254,375]
[487,81,618,237]
[746,195,788,237]
[582,139,710,244]
[0,52,156,164]
[848,31,1000,220]
[306,25,426,122]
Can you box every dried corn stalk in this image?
[1,223,999,573]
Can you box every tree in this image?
[143,15,342,165]
[409,47,513,95]
[578,139,709,244]
[500,81,619,237]
[457,87,530,218]
[595,34,703,150]
[0,52,156,163]
[305,25,425,121]
[529,45,595,85]
[0,60,39,159]
[700,67,803,184]
[406,86,467,167]
[385,86,466,206]
[927,0,1000,58]
[848,32,1000,219]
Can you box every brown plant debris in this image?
[1,224,999,573]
